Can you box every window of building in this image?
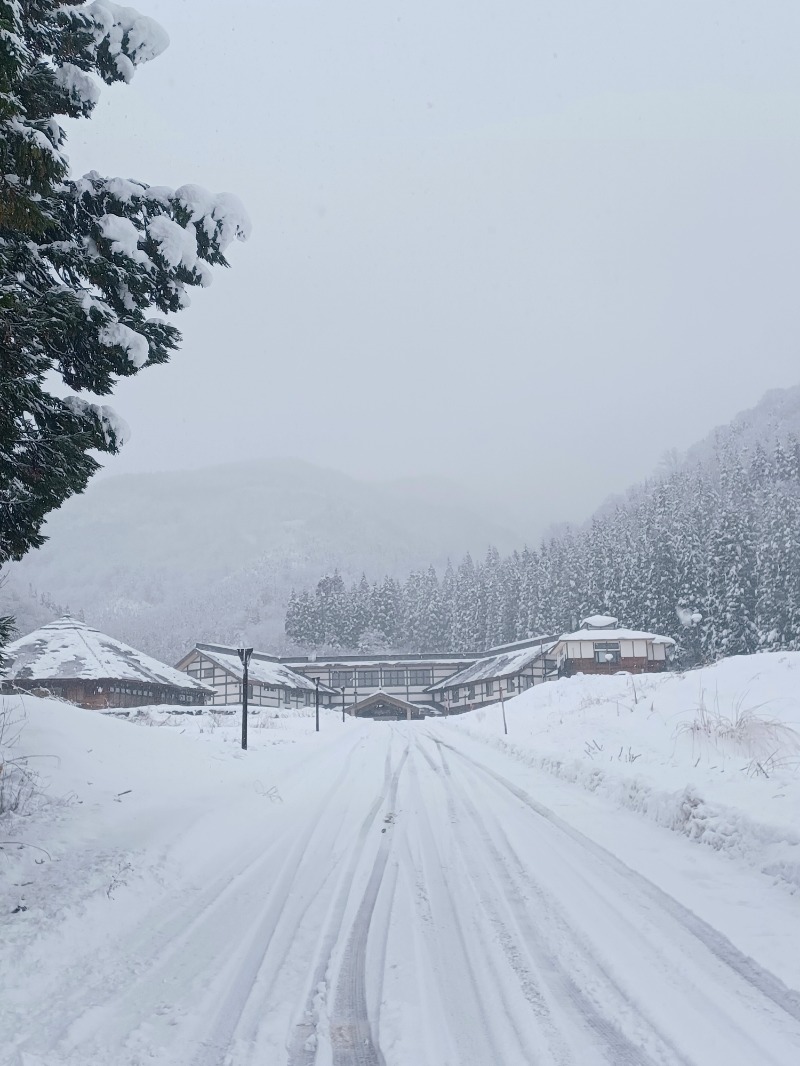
[409,668,433,686]
[332,670,354,688]
[357,670,380,688]
[305,691,311,706]
[594,642,620,664]
[484,679,494,696]
[201,667,214,678]
[451,687,459,701]
[383,669,406,687]
[507,678,515,692]
[467,684,475,699]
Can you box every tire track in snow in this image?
[22,734,371,1066]
[388,735,533,1065]
[431,731,800,1026]
[412,737,583,1065]
[426,734,681,1066]
[191,737,405,1066]
[428,731,800,1065]
[283,735,406,1065]
[328,738,409,1066]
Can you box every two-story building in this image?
[426,635,556,713]
[549,615,675,676]
[175,643,336,709]
[283,651,473,714]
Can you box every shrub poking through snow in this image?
[0,703,38,816]
[673,686,800,766]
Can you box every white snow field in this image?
[1,657,799,1066]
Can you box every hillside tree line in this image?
[285,436,800,664]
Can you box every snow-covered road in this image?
[7,722,800,1066]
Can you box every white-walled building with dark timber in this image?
[175,644,337,709]
[175,637,558,717]
[175,616,674,719]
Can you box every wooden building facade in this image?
[550,616,675,677]
[427,636,557,714]
[283,652,474,714]
[176,644,336,709]
[1,617,209,710]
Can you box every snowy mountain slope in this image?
[1,459,527,662]
[446,652,800,892]
[684,381,800,469]
[2,673,799,1065]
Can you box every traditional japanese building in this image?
[283,651,474,713]
[549,615,675,676]
[1,616,209,709]
[426,635,557,714]
[173,616,675,719]
[175,643,336,709]
[349,691,436,721]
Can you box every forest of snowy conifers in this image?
[285,435,800,664]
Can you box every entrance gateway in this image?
[349,691,436,721]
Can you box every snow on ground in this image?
[1,662,800,1065]
[445,652,800,892]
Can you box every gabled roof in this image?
[283,653,473,668]
[350,690,435,717]
[188,644,335,693]
[3,617,209,691]
[556,628,675,645]
[428,637,556,692]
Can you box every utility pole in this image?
[238,647,253,750]
[499,689,508,736]
[315,676,320,733]
[341,686,346,723]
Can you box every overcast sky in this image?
[67,0,800,530]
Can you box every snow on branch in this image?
[98,320,149,368]
[87,1,170,82]
[62,396,131,449]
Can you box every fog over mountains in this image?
[4,383,800,664]
[1,460,530,663]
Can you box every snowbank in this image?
[443,653,800,891]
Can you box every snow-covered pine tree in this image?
[284,589,320,646]
[315,572,347,647]
[439,561,457,649]
[417,566,444,651]
[0,1,250,567]
[346,574,372,647]
[371,577,401,647]
[481,545,503,648]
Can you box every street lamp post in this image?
[237,647,253,751]
[315,676,320,733]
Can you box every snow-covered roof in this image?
[580,614,619,629]
[284,655,472,668]
[557,628,675,645]
[3,617,209,691]
[193,646,335,693]
[428,639,556,692]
